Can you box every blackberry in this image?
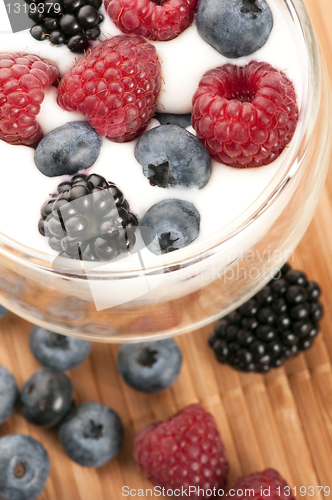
[39,173,138,262]
[208,266,324,373]
[26,0,104,53]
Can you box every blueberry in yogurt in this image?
[154,113,192,129]
[140,199,200,254]
[34,122,102,177]
[134,125,211,189]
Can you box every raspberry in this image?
[192,61,299,168]
[57,35,161,142]
[104,0,199,42]
[0,53,58,147]
[225,469,295,500]
[208,264,323,373]
[133,404,229,499]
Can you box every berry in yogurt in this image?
[104,0,199,41]
[134,124,211,188]
[39,173,138,261]
[29,0,104,53]
[192,61,299,167]
[196,0,273,58]
[57,35,161,142]
[0,53,58,146]
[34,121,102,177]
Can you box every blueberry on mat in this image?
[59,402,123,467]
[20,368,73,427]
[0,365,18,425]
[208,266,324,373]
[34,122,102,177]
[0,434,50,500]
[29,326,91,371]
[117,339,182,393]
[196,0,273,58]
[134,125,211,189]
[140,199,200,255]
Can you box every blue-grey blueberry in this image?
[0,434,50,500]
[140,199,200,254]
[0,304,8,319]
[0,366,18,425]
[29,326,91,371]
[59,402,123,467]
[20,368,73,427]
[117,339,182,393]
[134,125,211,189]
[196,0,273,58]
[34,121,102,177]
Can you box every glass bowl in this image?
[0,0,330,342]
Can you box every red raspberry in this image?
[225,468,295,500]
[104,0,198,42]
[57,35,161,143]
[133,404,229,499]
[0,53,58,147]
[192,61,299,168]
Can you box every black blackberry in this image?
[39,174,138,262]
[208,265,324,373]
[26,0,104,53]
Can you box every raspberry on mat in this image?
[133,404,229,499]
[192,61,299,168]
[225,468,295,500]
[57,35,161,143]
[104,0,199,41]
[0,53,58,147]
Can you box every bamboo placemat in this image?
[1,0,332,498]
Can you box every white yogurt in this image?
[0,0,306,263]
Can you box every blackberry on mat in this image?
[39,173,138,262]
[208,264,324,373]
[27,0,104,53]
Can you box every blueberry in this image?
[0,434,50,500]
[134,125,211,189]
[117,339,182,393]
[0,304,8,318]
[29,326,91,371]
[196,0,273,58]
[59,402,123,467]
[77,5,99,28]
[0,365,18,425]
[154,113,192,129]
[140,199,200,254]
[20,368,73,427]
[34,121,102,177]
